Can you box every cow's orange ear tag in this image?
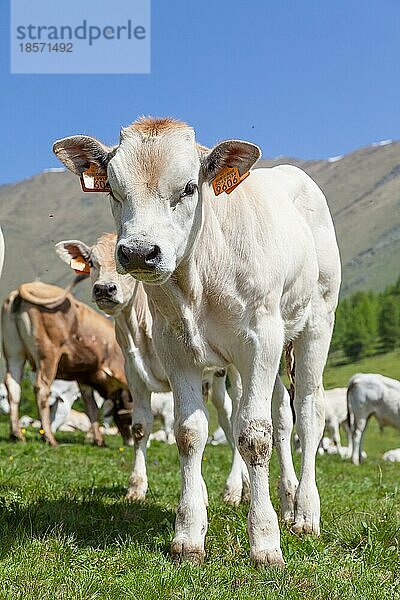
[70,256,90,275]
[212,166,250,196]
[80,163,111,193]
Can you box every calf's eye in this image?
[180,181,198,198]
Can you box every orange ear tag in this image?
[70,257,90,275]
[212,167,250,196]
[80,163,111,193]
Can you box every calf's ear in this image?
[201,140,261,183]
[52,135,113,176]
[55,240,92,275]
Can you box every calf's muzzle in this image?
[117,243,161,272]
[93,282,117,300]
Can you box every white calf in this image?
[348,373,400,465]
[54,116,340,566]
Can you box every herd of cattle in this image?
[0,116,399,567]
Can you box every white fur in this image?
[53,119,341,566]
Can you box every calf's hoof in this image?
[45,438,58,448]
[171,540,205,566]
[125,487,146,502]
[281,509,295,527]
[39,433,58,447]
[291,516,320,536]
[125,475,147,502]
[10,432,26,443]
[93,439,106,448]
[223,486,242,506]
[250,548,285,568]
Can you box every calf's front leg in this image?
[126,379,153,501]
[235,316,285,566]
[168,366,208,565]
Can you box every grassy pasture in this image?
[0,413,399,600]
[0,351,399,599]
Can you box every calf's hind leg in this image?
[292,304,334,535]
[272,376,298,525]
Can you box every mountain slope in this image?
[0,140,399,312]
[259,140,400,295]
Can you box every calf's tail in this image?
[284,342,296,423]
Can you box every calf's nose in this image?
[117,243,161,271]
[93,283,117,299]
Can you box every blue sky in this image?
[0,0,399,184]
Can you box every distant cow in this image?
[323,388,352,458]
[382,448,400,462]
[56,234,248,505]
[2,279,130,447]
[347,373,400,465]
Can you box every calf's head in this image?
[53,117,260,284]
[56,233,134,315]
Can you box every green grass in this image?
[324,349,400,388]
[0,413,399,600]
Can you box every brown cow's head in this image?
[55,233,135,316]
[53,117,261,284]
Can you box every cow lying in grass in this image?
[348,373,400,465]
[54,116,340,566]
[56,233,249,505]
[2,280,131,447]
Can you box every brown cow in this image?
[2,279,129,447]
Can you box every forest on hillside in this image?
[331,276,400,361]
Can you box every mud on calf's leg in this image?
[237,419,284,567]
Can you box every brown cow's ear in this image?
[52,135,114,176]
[55,240,91,275]
[201,140,261,183]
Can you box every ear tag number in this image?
[212,166,250,196]
[80,163,111,193]
[70,257,90,275]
